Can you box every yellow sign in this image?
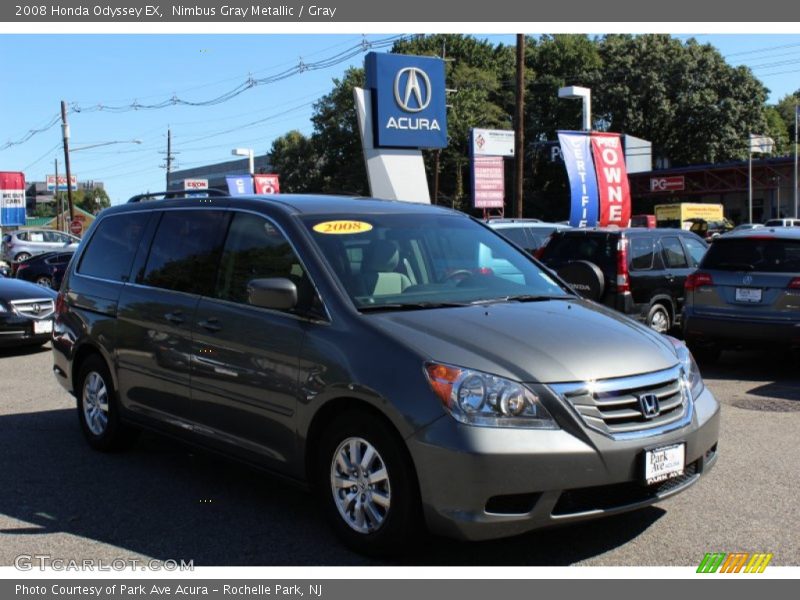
[312,220,373,235]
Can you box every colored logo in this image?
[697,552,773,573]
[638,393,660,419]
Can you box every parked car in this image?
[53,192,719,555]
[630,214,656,228]
[0,277,57,347]
[486,218,572,254]
[1,229,80,263]
[763,218,800,228]
[538,228,708,333]
[685,218,734,240]
[731,223,764,233]
[683,227,800,362]
[14,251,73,289]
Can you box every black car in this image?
[539,228,708,332]
[14,251,73,289]
[0,278,57,347]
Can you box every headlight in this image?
[0,302,7,313]
[424,363,557,429]
[667,337,704,399]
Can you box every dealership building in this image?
[629,155,798,224]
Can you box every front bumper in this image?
[407,386,719,541]
[0,315,52,347]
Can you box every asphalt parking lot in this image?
[1,343,798,566]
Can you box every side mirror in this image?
[247,278,298,311]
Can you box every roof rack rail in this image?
[127,189,229,203]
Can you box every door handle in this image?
[164,311,185,324]
[197,318,221,332]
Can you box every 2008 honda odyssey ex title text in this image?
[52,192,720,555]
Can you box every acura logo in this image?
[394,67,432,113]
[743,275,753,285]
[638,393,660,419]
[32,304,41,314]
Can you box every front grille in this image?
[552,461,699,516]
[549,365,690,438]
[9,298,55,320]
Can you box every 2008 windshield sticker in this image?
[313,221,373,234]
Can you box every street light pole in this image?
[232,148,255,177]
[558,86,592,132]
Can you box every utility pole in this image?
[60,100,74,221]
[54,158,60,231]
[794,102,798,218]
[160,127,178,189]
[514,34,525,219]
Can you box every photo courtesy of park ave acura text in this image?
[0,29,799,569]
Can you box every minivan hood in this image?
[365,299,678,384]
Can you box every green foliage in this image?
[774,91,799,152]
[268,130,320,193]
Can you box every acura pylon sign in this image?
[365,52,447,149]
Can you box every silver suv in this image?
[763,218,800,228]
[2,229,80,263]
[683,227,800,361]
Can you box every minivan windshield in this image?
[302,214,570,310]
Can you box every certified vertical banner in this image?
[0,171,26,226]
[557,132,599,227]
[590,132,631,227]
[226,175,254,196]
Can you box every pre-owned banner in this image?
[557,132,599,227]
[590,132,631,227]
[254,174,281,194]
[0,171,26,226]
[226,175,253,196]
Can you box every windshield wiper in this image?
[715,262,755,271]
[471,294,571,305]
[358,301,471,312]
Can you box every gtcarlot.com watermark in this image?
[14,554,194,571]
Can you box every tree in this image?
[77,188,111,214]
[774,91,799,154]
[268,130,320,192]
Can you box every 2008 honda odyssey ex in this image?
[52,192,720,555]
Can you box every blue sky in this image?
[1,33,799,205]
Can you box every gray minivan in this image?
[52,193,720,555]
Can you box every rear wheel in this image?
[646,303,671,334]
[316,411,422,556]
[76,355,137,451]
[15,252,31,263]
[35,275,52,288]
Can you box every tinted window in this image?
[78,213,150,282]
[629,237,655,270]
[215,213,307,307]
[701,238,800,273]
[681,237,707,267]
[16,232,28,241]
[142,210,229,294]
[661,237,689,268]
[542,233,618,271]
[496,227,530,249]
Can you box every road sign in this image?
[69,219,83,236]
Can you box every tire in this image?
[646,303,671,334]
[15,252,31,263]
[315,411,422,556]
[76,354,137,452]
[555,260,605,301]
[35,275,52,288]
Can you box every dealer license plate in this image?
[735,287,762,303]
[33,319,53,334]
[645,443,685,485]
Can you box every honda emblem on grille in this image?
[638,393,660,419]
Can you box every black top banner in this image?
[3,0,800,22]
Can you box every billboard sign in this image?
[254,174,281,195]
[650,176,685,192]
[0,172,26,227]
[226,176,254,196]
[365,52,447,149]
[46,174,78,192]
[472,129,515,157]
[472,156,505,209]
[590,132,631,227]
[557,132,599,228]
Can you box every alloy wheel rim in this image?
[36,277,51,287]
[650,310,669,333]
[330,437,391,534]
[82,371,109,436]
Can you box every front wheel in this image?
[14,252,31,263]
[646,303,671,333]
[316,411,422,556]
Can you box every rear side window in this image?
[141,210,229,295]
[78,213,150,282]
[702,238,800,273]
[681,236,707,267]
[496,227,531,249]
[661,237,689,268]
[629,237,655,270]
